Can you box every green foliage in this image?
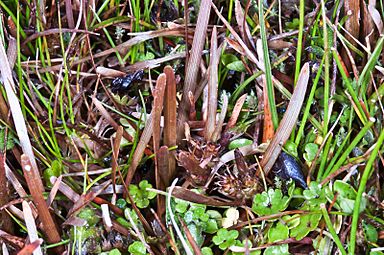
[212,228,239,250]
[0,127,15,151]
[268,222,289,242]
[172,197,222,247]
[230,240,261,255]
[284,140,298,158]
[128,241,147,255]
[173,197,221,236]
[290,210,322,240]
[137,51,155,62]
[100,248,122,255]
[43,160,62,187]
[286,18,300,29]
[228,138,253,150]
[252,188,290,216]
[221,54,246,72]
[264,222,290,255]
[303,182,327,206]
[201,247,214,255]
[128,180,157,208]
[363,221,378,243]
[325,180,367,214]
[303,143,318,163]
[289,182,327,240]
[264,244,290,255]
[78,207,100,227]
[116,198,127,209]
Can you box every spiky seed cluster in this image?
[216,169,259,200]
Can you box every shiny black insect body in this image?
[272,152,308,189]
[111,70,144,93]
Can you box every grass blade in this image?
[258,1,278,129]
[349,122,384,254]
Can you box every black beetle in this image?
[111,70,144,93]
[272,152,308,189]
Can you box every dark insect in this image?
[111,70,144,93]
[272,152,308,189]
[150,0,178,23]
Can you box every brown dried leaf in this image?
[96,66,125,78]
[234,149,248,175]
[225,94,247,132]
[21,155,63,253]
[124,101,156,185]
[260,63,310,175]
[177,151,208,185]
[153,74,167,218]
[262,75,275,143]
[368,4,383,34]
[163,66,177,151]
[205,26,219,141]
[234,0,255,49]
[157,146,169,218]
[172,187,243,207]
[211,1,260,66]
[21,201,43,255]
[178,0,212,143]
[16,239,43,255]
[0,229,25,250]
[112,126,124,194]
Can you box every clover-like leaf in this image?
[303,143,318,162]
[303,182,326,207]
[205,218,219,234]
[363,221,378,243]
[285,140,298,158]
[268,222,289,242]
[264,244,290,255]
[128,180,157,208]
[78,207,99,227]
[128,241,147,255]
[43,160,63,188]
[174,198,189,213]
[201,247,214,255]
[252,188,290,216]
[290,207,322,240]
[188,223,204,247]
[137,51,155,62]
[107,249,122,255]
[212,229,239,250]
[332,180,367,214]
[116,198,127,209]
[221,54,246,72]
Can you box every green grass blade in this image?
[349,119,384,254]
[258,0,278,129]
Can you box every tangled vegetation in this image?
[0,0,384,254]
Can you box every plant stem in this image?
[320,204,347,255]
[259,0,278,129]
[349,123,384,254]
[324,119,374,179]
[294,0,305,85]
